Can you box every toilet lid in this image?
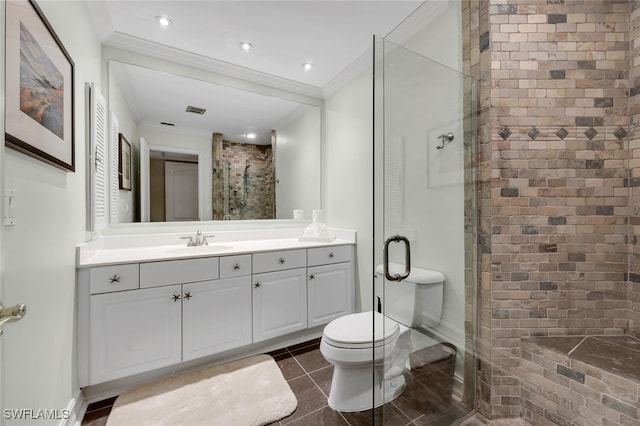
[323,311,399,349]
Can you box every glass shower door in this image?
[373,36,477,425]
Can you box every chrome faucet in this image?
[181,230,214,246]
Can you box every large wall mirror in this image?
[106,53,322,225]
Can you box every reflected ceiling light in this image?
[240,41,253,51]
[303,62,313,71]
[246,133,257,139]
[156,16,171,27]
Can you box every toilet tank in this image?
[376,263,445,329]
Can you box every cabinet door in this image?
[182,277,252,361]
[308,262,354,328]
[89,285,182,384]
[253,268,307,342]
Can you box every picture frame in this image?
[5,0,75,172]
[118,133,132,191]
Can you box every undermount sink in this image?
[166,245,233,254]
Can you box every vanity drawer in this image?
[307,245,353,267]
[89,264,139,294]
[219,255,252,278]
[140,257,219,288]
[252,249,306,274]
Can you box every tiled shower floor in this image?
[81,338,465,425]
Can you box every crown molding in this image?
[321,48,373,99]
[384,1,448,47]
[103,32,324,100]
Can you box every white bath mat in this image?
[106,354,297,426]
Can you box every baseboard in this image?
[60,391,87,426]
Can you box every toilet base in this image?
[327,363,406,412]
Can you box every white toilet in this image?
[320,263,445,412]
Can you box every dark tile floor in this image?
[82,338,465,425]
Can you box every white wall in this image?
[324,67,374,311]
[275,106,322,220]
[107,70,139,223]
[0,0,5,418]
[1,0,101,423]
[138,125,213,221]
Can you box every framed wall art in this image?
[118,133,131,191]
[5,0,75,171]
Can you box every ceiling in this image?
[110,61,313,144]
[87,1,425,143]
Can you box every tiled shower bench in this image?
[520,335,640,426]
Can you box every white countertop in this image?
[77,228,356,268]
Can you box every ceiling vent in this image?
[160,122,175,126]
[185,105,207,115]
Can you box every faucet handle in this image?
[202,234,215,245]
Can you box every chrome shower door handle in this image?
[383,235,411,282]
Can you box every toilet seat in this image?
[322,311,399,350]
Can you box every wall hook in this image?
[436,133,455,150]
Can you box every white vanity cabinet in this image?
[89,264,139,294]
[252,268,308,342]
[182,276,252,361]
[90,285,182,384]
[78,242,354,387]
[252,249,307,342]
[307,245,354,327]
[140,257,219,288]
[84,256,251,385]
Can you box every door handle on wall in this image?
[0,302,26,336]
[383,235,411,282]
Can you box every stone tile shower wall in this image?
[630,0,640,338]
[466,0,635,419]
[212,138,274,220]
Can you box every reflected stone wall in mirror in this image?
[212,134,275,220]
[107,61,322,224]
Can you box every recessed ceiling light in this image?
[303,62,313,71]
[240,41,253,51]
[156,16,171,27]
[246,133,257,139]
